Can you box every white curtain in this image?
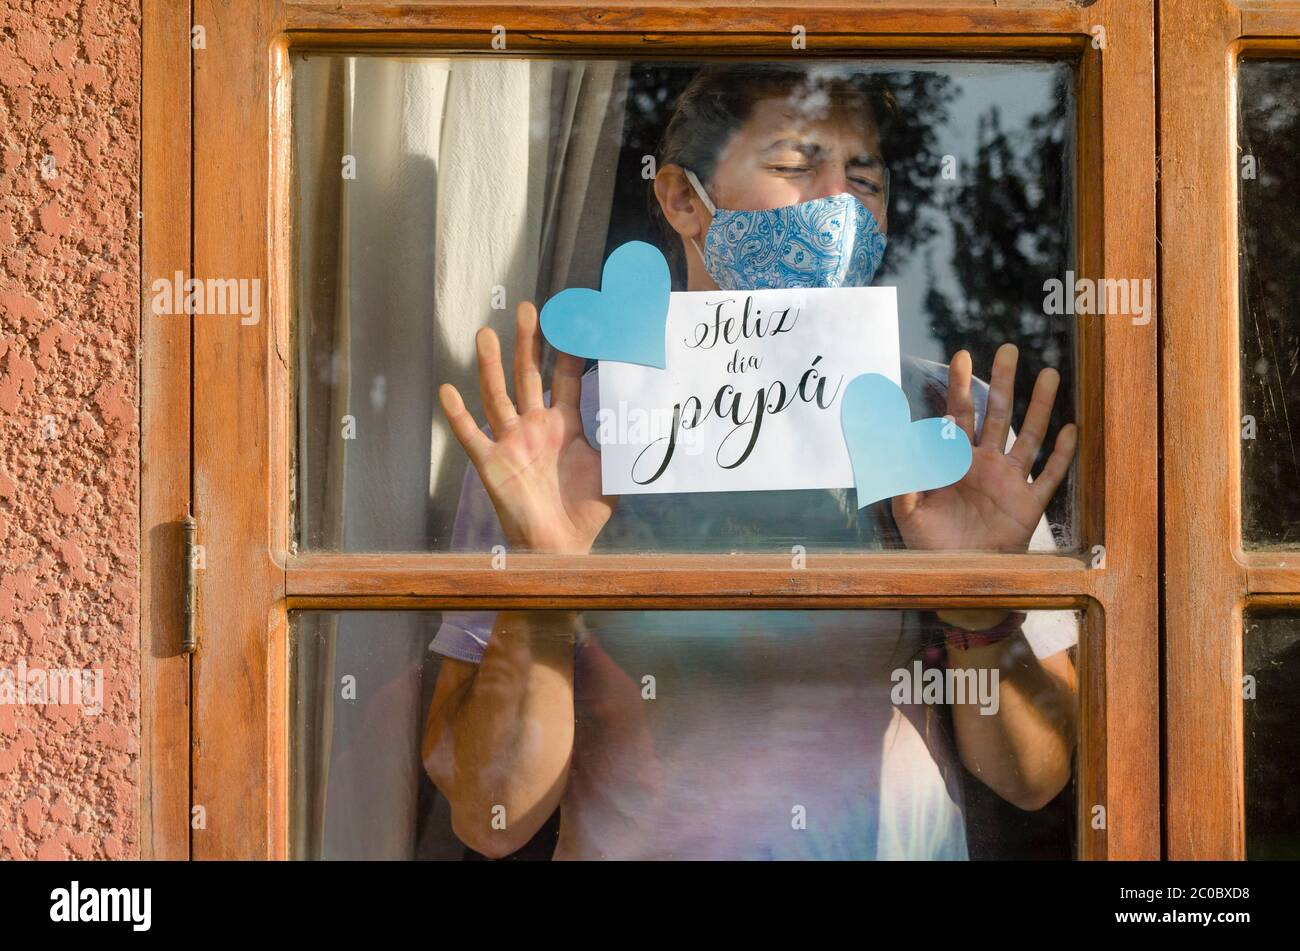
[292,54,629,858]
[430,57,631,493]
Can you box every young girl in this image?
[422,63,1079,860]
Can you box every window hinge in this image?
[183,513,198,654]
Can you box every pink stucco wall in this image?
[0,1,141,859]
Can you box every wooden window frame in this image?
[1161,0,1300,860]
[142,0,1159,859]
[141,0,193,861]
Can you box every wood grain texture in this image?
[287,551,1097,598]
[1087,0,1161,862]
[281,1,1094,35]
[1161,7,1300,861]
[140,0,192,862]
[186,0,1160,859]
[1239,8,1300,35]
[191,0,288,859]
[286,595,1091,610]
[1160,0,1247,860]
[1246,562,1300,591]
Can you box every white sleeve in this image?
[998,414,1079,659]
[1020,514,1079,658]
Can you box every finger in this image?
[513,301,545,413]
[476,327,518,435]
[946,350,976,443]
[1031,423,1078,507]
[891,492,920,523]
[551,351,586,413]
[1008,367,1061,471]
[978,343,1018,451]
[439,383,493,465]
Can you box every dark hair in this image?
[648,63,897,284]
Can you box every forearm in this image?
[435,611,577,855]
[944,625,1076,811]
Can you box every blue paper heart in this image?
[841,373,972,508]
[539,240,670,369]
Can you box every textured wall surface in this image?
[0,0,141,858]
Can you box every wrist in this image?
[934,607,1012,631]
[497,610,581,645]
[505,531,593,556]
[939,610,1026,654]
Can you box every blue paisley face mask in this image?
[683,166,887,291]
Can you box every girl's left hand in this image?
[891,343,1077,553]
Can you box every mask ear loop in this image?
[682,167,717,215]
[682,167,717,268]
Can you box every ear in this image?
[653,163,710,242]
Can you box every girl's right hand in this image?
[439,300,615,555]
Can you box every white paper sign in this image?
[597,286,900,495]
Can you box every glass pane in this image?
[1244,611,1300,859]
[293,55,1078,554]
[1239,60,1300,548]
[292,607,1081,860]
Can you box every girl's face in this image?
[656,92,888,292]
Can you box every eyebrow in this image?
[763,138,884,169]
[763,138,819,156]
[848,153,886,170]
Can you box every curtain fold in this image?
[431,58,629,488]
[292,54,630,858]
